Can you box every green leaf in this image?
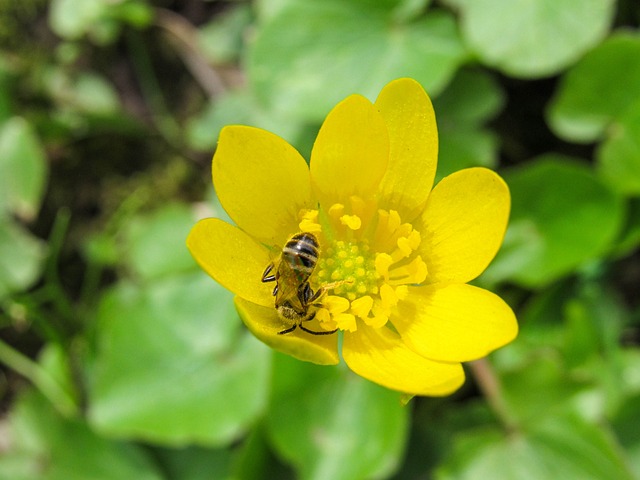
[597,107,640,195]
[436,414,634,480]
[248,1,466,121]
[185,90,315,159]
[266,354,409,480]
[49,0,120,44]
[457,0,615,78]
[121,203,199,281]
[482,156,625,287]
[437,129,498,179]
[547,32,640,142]
[611,394,640,479]
[0,57,13,124]
[0,117,48,220]
[152,446,234,480]
[197,5,253,64]
[88,272,270,446]
[0,218,46,299]
[613,198,640,256]
[499,357,589,426]
[0,390,164,480]
[44,67,121,115]
[433,69,505,127]
[433,69,504,178]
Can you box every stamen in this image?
[310,205,426,334]
[396,229,421,257]
[340,214,362,230]
[298,209,322,233]
[323,295,350,314]
[388,210,401,232]
[351,295,373,318]
[388,256,428,285]
[328,203,345,219]
[364,309,388,328]
[315,308,337,331]
[375,253,393,278]
[379,283,399,309]
[334,313,357,332]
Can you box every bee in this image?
[262,232,338,335]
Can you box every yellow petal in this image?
[342,326,465,396]
[187,218,272,307]
[212,126,313,246]
[416,168,510,285]
[235,297,339,365]
[394,284,518,363]
[310,95,389,207]
[375,78,438,222]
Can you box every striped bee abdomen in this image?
[282,232,319,273]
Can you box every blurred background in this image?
[0,0,639,478]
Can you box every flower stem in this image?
[470,358,518,433]
[0,339,77,417]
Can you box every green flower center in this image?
[316,240,379,301]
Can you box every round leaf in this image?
[437,129,497,180]
[433,69,505,127]
[458,0,615,78]
[0,219,46,299]
[482,156,624,287]
[597,108,640,195]
[89,272,271,446]
[547,32,640,142]
[437,414,634,480]
[266,354,409,480]
[0,118,48,220]
[433,69,503,179]
[186,90,314,158]
[248,1,466,121]
[0,390,164,480]
[121,203,199,281]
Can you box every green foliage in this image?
[483,156,625,287]
[0,118,48,220]
[0,116,48,299]
[1,0,640,479]
[433,68,504,179]
[267,355,409,480]
[548,32,640,143]
[455,0,615,77]
[436,413,634,480]
[248,0,467,121]
[88,272,270,446]
[0,391,164,480]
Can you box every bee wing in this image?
[275,261,305,309]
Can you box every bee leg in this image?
[299,324,338,335]
[277,324,298,335]
[302,283,313,303]
[308,278,354,303]
[261,263,276,283]
[299,312,338,336]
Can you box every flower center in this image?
[299,197,428,333]
[316,240,379,301]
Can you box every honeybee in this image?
[261,232,338,335]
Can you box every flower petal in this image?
[375,78,438,221]
[187,218,272,307]
[342,326,465,396]
[235,297,339,366]
[213,126,313,245]
[394,284,518,363]
[310,95,389,207]
[416,167,510,285]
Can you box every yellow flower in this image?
[187,78,517,396]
